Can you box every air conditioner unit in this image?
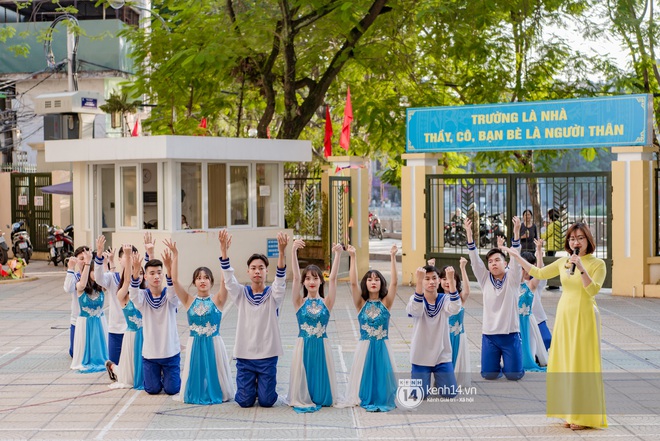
[34,91,106,115]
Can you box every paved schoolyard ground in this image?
[0,252,659,441]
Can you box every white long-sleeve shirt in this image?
[129,278,180,359]
[530,278,548,322]
[64,270,80,325]
[220,258,286,359]
[468,240,522,335]
[94,256,127,334]
[407,291,461,366]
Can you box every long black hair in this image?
[81,255,103,295]
[359,270,388,301]
[190,267,214,289]
[437,265,463,294]
[300,265,325,298]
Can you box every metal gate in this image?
[10,173,52,251]
[329,176,351,277]
[426,172,612,287]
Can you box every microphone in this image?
[569,247,580,275]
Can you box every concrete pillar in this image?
[611,146,656,297]
[401,153,443,287]
[327,156,369,279]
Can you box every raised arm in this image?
[444,266,462,315]
[64,257,79,294]
[291,239,305,310]
[218,229,242,304]
[346,245,363,311]
[406,267,427,318]
[382,244,399,310]
[117,244,132,306]
[459,256,470,303]
[271,231,289,308]
[144,232,155,262]
[464,218,488,286]
[213,235,231,310]
[93,235,114,289]
[527,238,545,292]
[75,250,93,296]
[128,251,145,309]
[325,243,343,312]
[162,239,193,309]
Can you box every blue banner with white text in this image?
[406,94,653,152]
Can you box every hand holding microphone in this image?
[569,247,580,275]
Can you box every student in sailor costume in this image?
[343,243,399,412]
[219,229,288,408]
[70,249,109,373]
[428,256,472,387]
[64,247,87,357]
[407,264,462,398]
[464,215,524,381]
[128,251,181,395]
[287,241,342,412]
[93,235,127,365]
[162,238,234,405]
[104,245,144,390]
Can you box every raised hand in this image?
[332,243,343,254]
[446,266,456,291]
[161,248,173,273]
[163,238,178,257]
[534,238,544,250]
[497,235,506,250]
[131,251,143,277]
[427,258,436,267]
[346,244,356,258]
[122,244,133,265]
[95,235,106,257]
[416,266,426,281]
[464,218,473,242]
[144,232,155,257]
[390,244,398,257]
[218,229,230,257]
[107,248,115,266]
[67,255,77,270]
[82,249,92,264]
[292,239,305,253]
[277,231,289,253]
[512,215,521,239]
[459,256,467,269]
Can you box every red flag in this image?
[267,126,271,139]
[198,117,207,129]
[131,117,140,137]
[339,87,352,151]
[324,105,333,158]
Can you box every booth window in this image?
[121,166,137,227]
[208,163,227,228]
[256,163,279,227]
[181,163,202,229]
[142,163,158,229]
[230,165,249,225]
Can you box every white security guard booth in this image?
[44,136,311,281]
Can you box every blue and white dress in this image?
[111,300,144,389]
[519,283,548,371]
[344,300,397,412]
[70,291,108,373]
[449,307,472,387]
[288,297,337,413]
[177,297,234,405]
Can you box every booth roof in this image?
[44,135,312,163]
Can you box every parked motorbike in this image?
[6,221,33,264]
[0,229,8,265]
[40,224,74,267]
[489,213,507,241]
[63,224,74,242]
[368,212,383,240]
[478,213,492,248]
[444,220,467,246]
